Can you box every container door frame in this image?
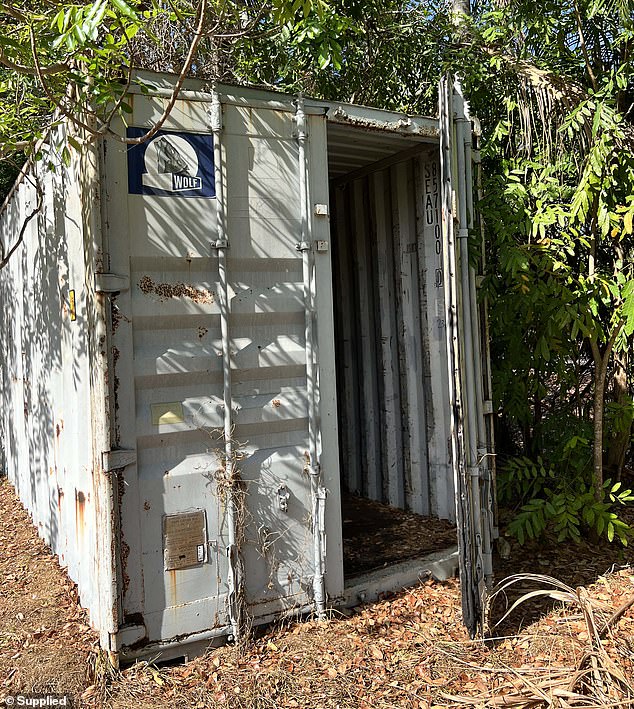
[439,75,495,638]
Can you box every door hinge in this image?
[95,273,130,293]
[102,449,137,473]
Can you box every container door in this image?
[103,93,331,651]
[439,76,494,638]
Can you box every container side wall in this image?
[0,138,102,625]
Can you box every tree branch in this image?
[0,180,43,270]
[30,0,209,148]
[115,0,208,146]
[0,3,29,23]
[29,25,104,140]
[0,48,69,76]
[573,0,598,92]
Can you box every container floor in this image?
[342,493,457,577]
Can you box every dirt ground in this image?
[1,476,633,708]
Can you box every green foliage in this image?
[605,396,634,435]
[470,0,634,532]
[0,153,24,203]
[502,451,634,545]
[0,0,632,548]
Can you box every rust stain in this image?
[138,275,215,304]
[57,487,64,512]
[75,490,86,541]
[111,346,121,443]
[120,538,131,594]
[53,420,63,480]
[167,569,178,608]
[111,296,131,333]
[116,474,130,595]
[272,399,281,408]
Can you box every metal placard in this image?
[127,129,215,198]
[163,510,207,571]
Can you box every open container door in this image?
[439,75,495,638]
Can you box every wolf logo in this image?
[142,134,202,192]
[155,136,191,175]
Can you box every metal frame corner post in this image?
[82,130,120,651]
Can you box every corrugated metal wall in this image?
[0,140,103,626]
[0,83,453,657]
[102,97,334,648]
[331,150,455,521]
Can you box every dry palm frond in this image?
[445,573,634,707]
[482,47,634,161]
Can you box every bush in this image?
[499,443,634,545]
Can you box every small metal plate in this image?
[163,510,207,571]
[151,402,185,425]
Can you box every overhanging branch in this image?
[0,180,43,270]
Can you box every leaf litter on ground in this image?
[0,476,633,708]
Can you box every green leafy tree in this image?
[1,0,632,544]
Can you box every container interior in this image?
[326,123,457,579]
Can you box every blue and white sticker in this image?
[127,129,215,198]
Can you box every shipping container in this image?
[0,72,495,661]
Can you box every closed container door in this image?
[222,104,316,618]
[103,95,324,649]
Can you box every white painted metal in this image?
[307,111,344,603]
[439,74,476,636]
[462,108,494,582]
[329,145,461,521]
[295,96,326,616]
[415,154,455,520]
[440,75,495,638]
[0,71,492,657]
[392,161,429,515]
[0,133,116,644]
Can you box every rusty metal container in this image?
[0,73,494,660]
